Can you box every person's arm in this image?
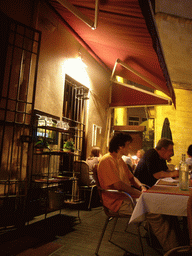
[153,169,179,179]
[145,150,179,181]
[112,180,141,198]
[129,176,148,192]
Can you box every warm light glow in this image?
[115,108,125,125]
[116,76,124,82]
[113,76,127,125]
[62,57,90,87]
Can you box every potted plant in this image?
[63,138,75,152]
[35,138,50,151]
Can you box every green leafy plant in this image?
[63,138,75,151]
[35,138,50,150]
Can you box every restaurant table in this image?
[129,178,192,224]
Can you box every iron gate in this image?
[0,11,41,229]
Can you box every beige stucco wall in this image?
[0,0,111,158]
[155,13,192,87]
[156,0,192,20]
[155,88,192,165]
[34,1,110,157]
[154,0,192,165]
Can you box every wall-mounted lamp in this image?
[77,51,87,68]
[63,49,90,87]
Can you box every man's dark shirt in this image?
[134,149,168,187]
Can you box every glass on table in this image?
[179,160,189,191]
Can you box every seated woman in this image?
[132,149,145,172]
[86,147,102,184]
[122,153,134,173]
[186,145,192,165]
[186,145,192,174]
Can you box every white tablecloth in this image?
[129,184,190,223]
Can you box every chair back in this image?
[92,164,111,215]
[92,164,103,199]
[92,164,135,217]
[73,160,90,186]
[187,192,192,246]
[92,164,100,187]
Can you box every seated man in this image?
[98,133,180,253]
[134,138,179,187]
[98,132,145,214]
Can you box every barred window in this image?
[62,75,89,159]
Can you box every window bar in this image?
[78,89,83,156]
[68,84,73,119]
[75,88,79,122]
[8,25,22,179]
[65,82,69,118]
[73,86,77,123]
[10,25,28,180]
[71,83,75,122]
[22,30,35,125]
[0,24,16,168]
[16,28,26,123]
[18,128,22,180]
[78,88,82,122]
[75,88,80,151]
[15,26,27,180]
[76,88,79,122]
[65,81,69,118]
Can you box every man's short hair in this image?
[187,145,192,157]
[155,138,174,150]
[109,132,133,153]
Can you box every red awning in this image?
[110,81,171,107]
[47,0,175,106]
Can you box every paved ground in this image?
[47,207,164,256]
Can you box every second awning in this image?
[110,81,171,108]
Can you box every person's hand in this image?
[132,190,141,198]
[141,185,147,192]
[171,170,179,178]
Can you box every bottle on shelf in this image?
[179,154,189,191]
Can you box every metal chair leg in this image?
[88,186,94,211]
[145,221,152,246]
[109,218,145,256]
[137,223,144,256]
[95,216,110,255]
[124,219,129,232]
[109,217,118,241]
[77,209,81,223]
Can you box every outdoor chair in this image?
[92,165,146,256]
[164,192,192,256]
[74,160,96,211]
